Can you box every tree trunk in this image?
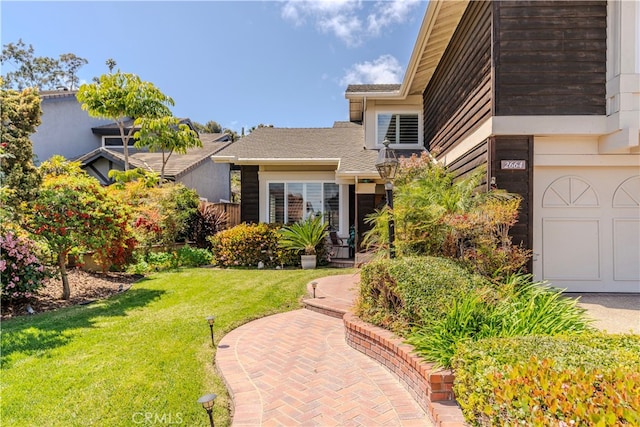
[58,252,71,300]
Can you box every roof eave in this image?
[346,0,466,102]
[345,90,402,100]
[238,158,341,165]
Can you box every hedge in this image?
[356,256,489,335]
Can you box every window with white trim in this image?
[268,182,340,230]
[376,113,420,146]
[102,136,136,147]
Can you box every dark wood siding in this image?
[240,165,259,224]
[446,140,489,184]
[356,194,381,252]
[423,0,492,155]
[489,136,533,260]
[494,1,607,115]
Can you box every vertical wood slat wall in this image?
[240,166,259,224]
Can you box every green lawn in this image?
[1,267,354,427]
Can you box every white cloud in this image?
[340,54,403,85]
[281,0,420,47]
[367,0,422,36]
[317,13,363,46]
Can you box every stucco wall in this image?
[178,159,230,203]
[32,95,110,164]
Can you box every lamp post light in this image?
[197,393,217,427]
[311,281,318,298]
[375,139,399,259]
[206,315,215,348]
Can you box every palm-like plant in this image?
[279,215,328,255]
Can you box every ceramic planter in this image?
[300,254,317,269]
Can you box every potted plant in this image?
[279,215,329,269]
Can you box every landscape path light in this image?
[206,315,215,348]
[197,393,217,427]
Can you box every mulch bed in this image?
[1,269,140,319]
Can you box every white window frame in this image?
[266,180,342,232]
[101,136,137,148]
[375,110,423,148]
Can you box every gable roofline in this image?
[91,117,199,136]
[345,0,468,120]
[40,89,79,101]
[76,137,232,179]
[211,122,380,175]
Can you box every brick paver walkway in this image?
[216,275,431,426]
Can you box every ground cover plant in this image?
[407,274,594,368]
[126,245,213,274]
[1,268,353,427]
[452,333,640,426]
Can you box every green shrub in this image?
[406,288,497,368]
[209,223,278,267]
[407,276,593,368]
[209,222,328,268]
[356,256,489,335]
[452,333,640,426]
[127,245,212,273]
[176,245,212,267]
[363,154,530,281]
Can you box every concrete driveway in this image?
[566,293,640,334]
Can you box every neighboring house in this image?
[32,90,111,163]
[32,90,233,203]
[345,0,638,292]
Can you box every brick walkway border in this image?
[305,275,468,426]
[343,313,466,427]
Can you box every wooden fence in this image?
[208,202,240,229]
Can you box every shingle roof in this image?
[213,122,379,176]
[40,90,78,101]
[345,84,401,93]
[76,134,231,178]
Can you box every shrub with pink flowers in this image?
[0,231,52,302]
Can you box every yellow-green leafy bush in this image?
[452,334,640,426]
[208,223,325,268]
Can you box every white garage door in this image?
[533,167,640,293]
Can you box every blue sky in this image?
[1,1,427,133]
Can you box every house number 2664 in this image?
[500,160,526,170]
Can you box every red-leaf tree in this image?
[29,157,134,299]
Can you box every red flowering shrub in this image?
[30,164,135,299]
